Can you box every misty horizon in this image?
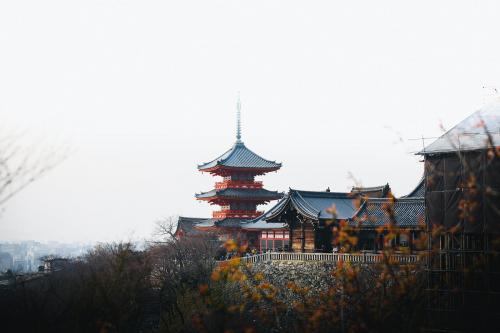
[2,1,500,243]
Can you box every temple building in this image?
[421,99,500,331]
[243,183,425,253]
[348,179,425,252]
[175,97,283,243]
[175,97,426,253]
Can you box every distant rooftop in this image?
[262,187,388,221]
[176,216,253,233]
[243,180,424,230]
[351,184,391,198]
[349,197,425,229]
[420,98,500,155]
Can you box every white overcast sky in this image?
[1,0,499,242]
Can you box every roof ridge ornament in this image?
[236,92,242,143]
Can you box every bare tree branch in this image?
[0,128,67,208]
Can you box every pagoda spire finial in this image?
[236,92,242,143]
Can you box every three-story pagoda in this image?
[196,97,282,220]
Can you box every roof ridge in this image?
[418,105,500,155]
[239,142,281,165]
[349,200,368,220]
[290,188,353,197]
[351,184,388,192]
[196,188,282,198]
[218,142,243,165]
[401,175,425,198]
[198,141,282,170]
[178,216,211,220]
[366,197,424,203]
[260,195,293,222]
[220,188,281,194]
[291,190,321,217]
[197,145,235,168]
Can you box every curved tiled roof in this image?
[195,188,283,200]
[351,184,390,198]
[193,218,217,228]
[402,176,425,198]
[175,216,213,235]
[214,218,247,228]
[292,190,361,219]
[242,194,291,229]
[419,98,500,155]
[349,197,424,228]
[175,216,256,231]
[177,216,253,231]
[263,189,363,221]
[241,218,287,230]
[198,142,281,171]
[245,195,290,222]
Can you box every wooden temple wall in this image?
[290,223,315,252]
[303,227,315,252]
[290,227,301,252]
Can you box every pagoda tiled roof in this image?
[348,197,424,228]
[198,141,281,171]
[419,98,500,155]
[195,188,283,200]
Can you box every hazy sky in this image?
[1,1,499,242]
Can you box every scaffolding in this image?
[424,147,500,332]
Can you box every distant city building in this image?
[0,241,92,273]
[43,257,70,272]
[0,252,13,272]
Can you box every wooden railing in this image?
[212,210,264,219]
[218,252,421,265]
[215,180,263,189]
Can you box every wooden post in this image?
[301,221,305,253]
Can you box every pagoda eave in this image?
[199,165,281,176]
[194,100,282,226]
[196,197,279,205]
[212,210,264,219]
[193,225,219,232]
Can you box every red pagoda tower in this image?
[196,97,282,220]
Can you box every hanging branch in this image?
[0,130,67,207]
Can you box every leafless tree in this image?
[0,129,66,208]
[149,217,221,331]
